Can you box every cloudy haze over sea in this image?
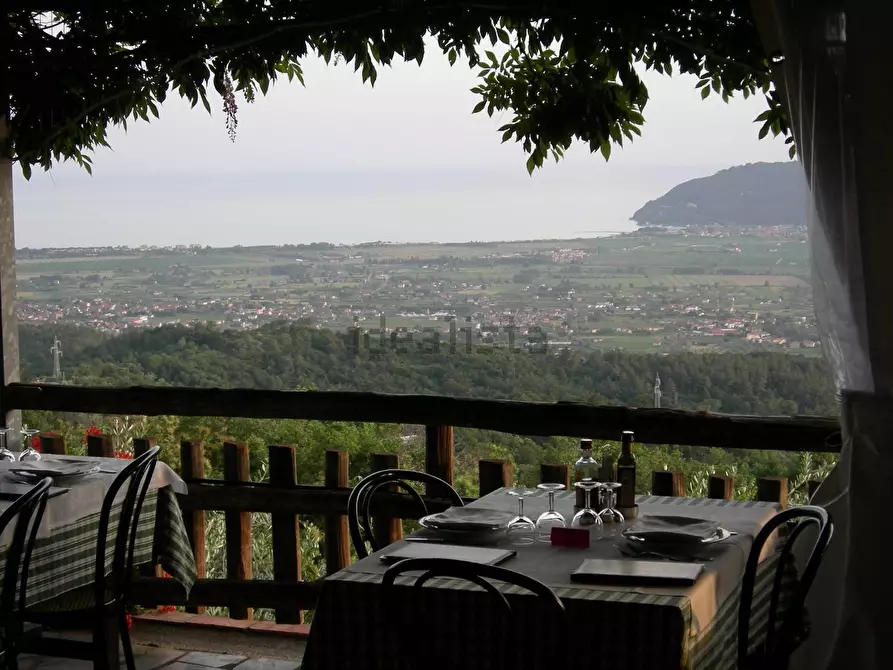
[13,47,790,248]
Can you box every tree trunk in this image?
[0,112,21,444]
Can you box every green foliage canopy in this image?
[6,1,790,177]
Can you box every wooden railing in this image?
[6,383,841,452]
[19,383,842,622]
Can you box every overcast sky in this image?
[12,49,791,248]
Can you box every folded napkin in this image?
[423,507,515,531]
[624,515,720,543]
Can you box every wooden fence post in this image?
[268,445,302,624]
[425,424,454,498]
[370,453,402,548]
[479,459,513,496]
[540,464,570,489]
[180,441,206,614]
[651,471,686,497]
[87,433,114,458]
[708,475,735,500]
[223,441,252,620]
[324,450,350,575]
[757,476,789,507]
[38,433,66,455]
[133,437,156,458]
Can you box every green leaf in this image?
[600,142,611,161]
[472,101,486,114]
[526,154,537,174]
[701,87,710,100]
[758,123,770,140]
[448,49,457,66]
[497,29,510,44]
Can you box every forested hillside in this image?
[631,162,808,228]
[20,322,837,416]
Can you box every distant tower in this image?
[50,335,63,381]
[653,372,662,408]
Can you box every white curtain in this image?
[767,1,893,667]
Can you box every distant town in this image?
[16,225,819,355]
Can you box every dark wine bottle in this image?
[616,430,637,508]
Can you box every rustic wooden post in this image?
[180,440,206,614]
[223,441,252,620]
[708,475,735,500]
[479,459,513,496]
[268,445,303,624]
[807,479,823,499]
[38,434,66,455]
[132,437,156,458]
[87,434,115,458]
[370,453,402,548]
[757,476,789,507]
[425,424,454,498]
[540,464,570,489]
[0,115,21,447]
[324,450,350,575]
[652,471,686,497]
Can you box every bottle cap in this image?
[579,438,593,449]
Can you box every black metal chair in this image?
[0,477,52,670]
[348,469,464,559]
[738,505,833,670]
[382,558,565,670]
[25,446,160,670]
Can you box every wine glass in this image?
[0,428,15,462]
[534,483,566,542]
[572,481,603,532]
[18,426,41,462]
[506,495,536,546]
[598,482,625,524]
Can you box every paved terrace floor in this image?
[20,646,302,669]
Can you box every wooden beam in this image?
[756,476,789,507]
[177,481,467,517]
[323,450,350,576]
[479,459,512,496]
[651,470,685,497]
[425,424,454,498]
[129,577,321,611]
[268,445,302,624]
[223,441,252,620]
[39,433,66,455]
[132,437,156,458]
[0,116,20,446]
[87,433,114,458]
[179,440,206,614]
[370,453,402,547]
[708,475,735,501]
[3,384,842,453]
[540,464,570,489]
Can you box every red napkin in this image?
[551,527,590,548]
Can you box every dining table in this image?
[0,453,197,607]
[301,487,794,670]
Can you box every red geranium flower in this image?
[31,436,41,452]
[114,449,134,460]
[83,425,102,445]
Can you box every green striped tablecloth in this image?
[301,491,795,670]
[1,486,196,606]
